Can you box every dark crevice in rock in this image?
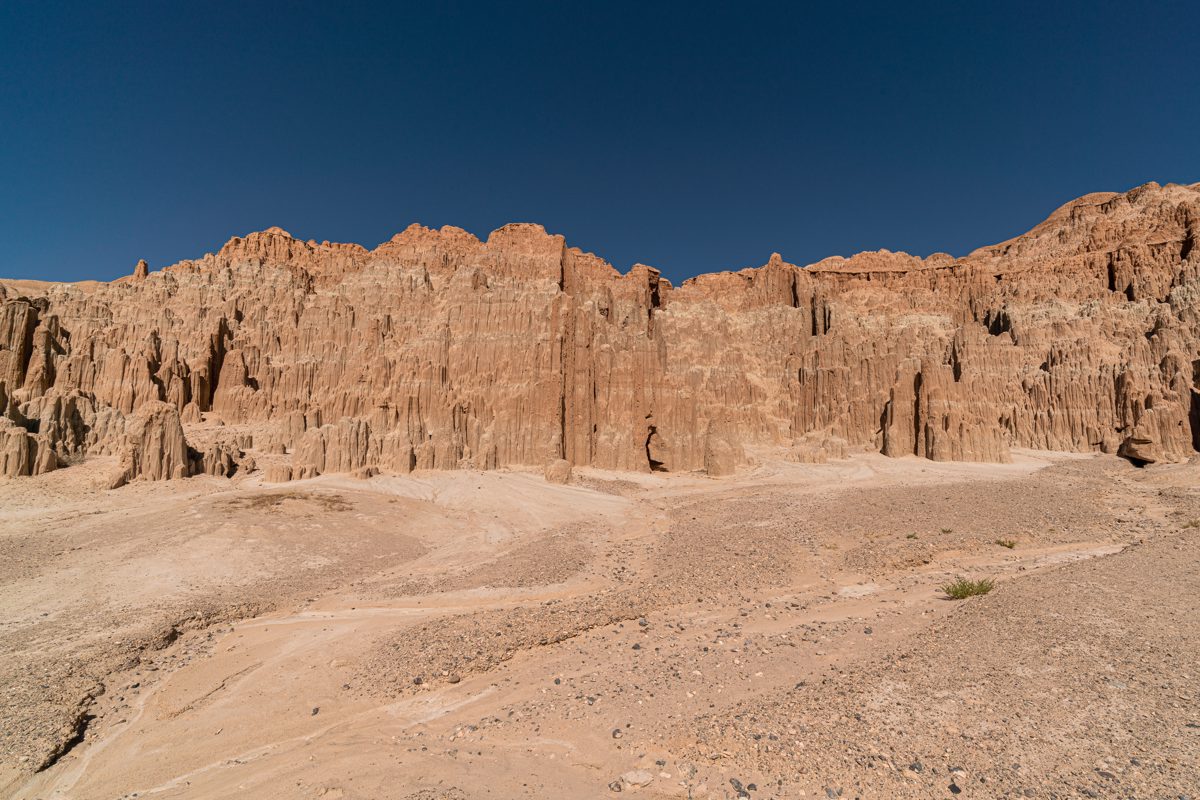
[37,710,95,772]
[645,425,667,472]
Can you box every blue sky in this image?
[1,0,1197,284]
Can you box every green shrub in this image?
[941,577,995,599]
[994,538,1017,549]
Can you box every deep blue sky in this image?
[2,1,1197,284]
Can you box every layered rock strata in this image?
[2,181,1198,482]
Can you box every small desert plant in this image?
[994,538,1017,549]
[1184,519,1200,529]
[940,527,953,534]
[941,577,995,599]
[906,533,918,540]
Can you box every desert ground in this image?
[1,450,1197,799]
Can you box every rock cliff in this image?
[2,181,1199,482]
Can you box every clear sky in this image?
[2,1,1197,285]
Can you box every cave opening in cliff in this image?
[1190,366,1200,452]
[645,425,667,472]
[1123,451,1151,469]
[985,308,1011,336]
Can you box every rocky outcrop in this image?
[788,432,850,464]
[0,418,39,478]
[2,181,1200,480]
[543,458,573,484]
[702,420,744,477]
[116,402,192,483]
[263,464,294,483]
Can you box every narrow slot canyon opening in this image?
[647,275,661,335]
[911,371,923,456]
[1190,363,1200,452]
[645,425,667,472]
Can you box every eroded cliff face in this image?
[2,181,1199,482]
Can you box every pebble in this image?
[621,770,654,787]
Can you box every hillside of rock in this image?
[2,181,1199,482]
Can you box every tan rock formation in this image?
[0,418,37,478]
[2,181,1199,480]
[118,401,192,483]
[543,458,573,484]
[263,464,293,483]
[788,431,850,464]
[702,420,744,477]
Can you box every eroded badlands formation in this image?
[5,182,1200,800]
[4,181,1200,485]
